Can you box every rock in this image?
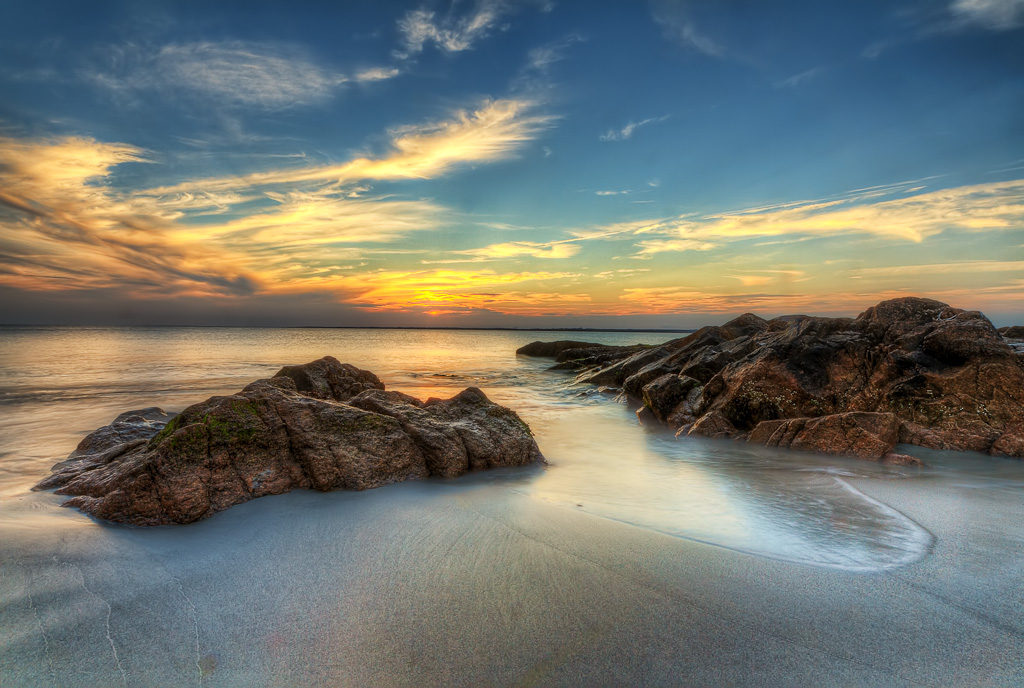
[35,357,543,526]
[525,297,1024,461]
[991,430,1024,458]
[881,453,926,467]
[997,325,1024,340]
[683,410,737,440]
[516,340,611,357]
[71,407,175,458]
[718,313,769,340]
[273,356,384,400]
[575,347,668,386]
[749,412,900,460]
[640,374,701,425]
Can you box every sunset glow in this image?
[1,2,1021,327]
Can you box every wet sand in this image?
[2,467,1023,687]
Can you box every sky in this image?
[0,0,1022,328]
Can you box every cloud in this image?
[459,240,582,260]
[650,1,725,57]
[726,270,807,287]
[396,2,510,57]
[572,179,1024,258]
[354,67,401,82]
[143,98,553,195]
[849,260,1024,277]
[633,238,717,256]
[950,0,1024,29]
[0,134,446,301]
[593,268,651,279]
[599,115,670,142]
[0,135,146,205]
[525,33,585,71]
[4,135,1019,324]
[775,67,827,89]
[512,33,585,92]
[595,190,629,196]
[84,41,400,109]
[0,98,560,318]
[690,181,1024,242]
[0,135,271,298]
[189,191,446,265]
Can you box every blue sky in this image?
[0,0,1022,327]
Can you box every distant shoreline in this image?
[0,324,698,334]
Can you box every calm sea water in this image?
[2,325,1021,571]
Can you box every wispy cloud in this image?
[594,268,651,279]
[726,270,807,287]
[775,67,827,89]
[650,0,725,57]
[527,35,583,70]
[189,191,446,253]
[512,33,585,92]
[142,98,554,195]
[354,67,401,82]
[599,115,670,142]
[950,0,1024,29]
[849,260,1024,277]
[83,41,399,109]
[633,238,717,256]
[458,239,581,260]
[395,1,540,58]
[572,179,1024,257]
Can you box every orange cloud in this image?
[140,98,553,196]
[0,135,259,297]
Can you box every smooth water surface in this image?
[2,325,1019,572]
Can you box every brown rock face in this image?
[748,412,900,459]
[998,325,1024,340]
[527,298,1024,462]
[35,357,543,526]
[70,407,174,457]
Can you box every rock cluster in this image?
[519,297,1024,463]
[36,357,543,525]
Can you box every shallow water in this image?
[1,325,1020,572]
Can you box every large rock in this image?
[526,298,1024,461]
[516,340,614,358]
[35,357,543,526]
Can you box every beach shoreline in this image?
[3,458,1023,687]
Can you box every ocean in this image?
[2,326,1023,685]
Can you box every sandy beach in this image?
[2,456,1023,687]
